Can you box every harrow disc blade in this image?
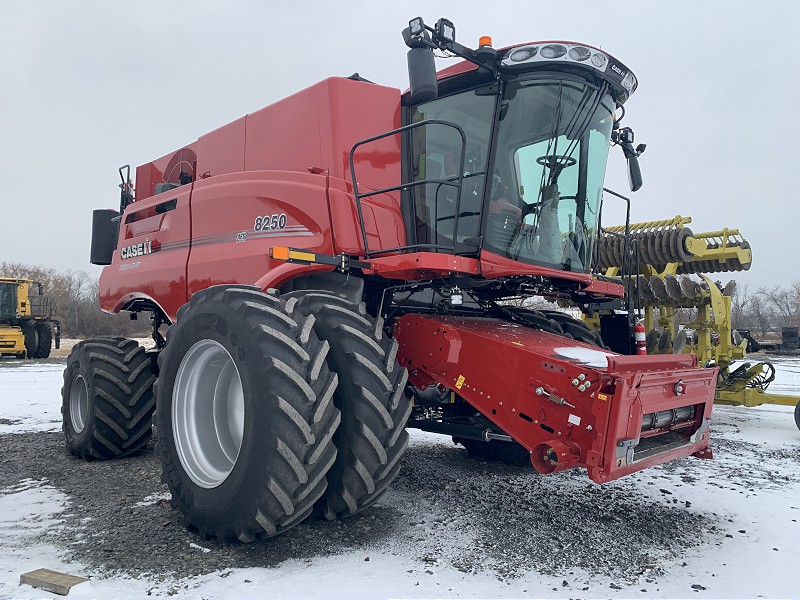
[673,329,689,354]
[679,276,701,302]
[645,328,661,354]
[649,275,670,303]
[723,280,737,297]
[675,228,694,263]
[637,275,654,304]
[657,327,673,354]
[664,274,684,302]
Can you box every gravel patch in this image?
[0,430,724,586]
[386,444,717,583]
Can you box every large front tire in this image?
[20,321,36,358]
[287,292,410,520]
[34,321,52,358]
[61,337,156,459]
[155,286,340,542]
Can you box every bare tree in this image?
[730,283,750,330]
[1,261,148,339]
[747,293,774,337]
[757,285,798,328]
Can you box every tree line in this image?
[1,261,149,338]
[731,281,800,337]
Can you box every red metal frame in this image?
[394,314,715,483]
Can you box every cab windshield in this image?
[408,77,615,273]
[0,283,17,318]
[487,80,615,272]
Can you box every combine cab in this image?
[64,17,717,542]
[0,278,57,359]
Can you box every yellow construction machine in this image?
[0,277,58,359]
[589,215,800,429]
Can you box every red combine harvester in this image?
[64,17,716,542]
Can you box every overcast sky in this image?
[1,0,797,291]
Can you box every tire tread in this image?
[287,291,410,520]
[154,285,340,541]
[62,336,156,460]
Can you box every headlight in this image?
[540,44,567,59]
[510,47,536,62]
[621,71,637,92]
[591,52,608,68]
[568,46,591,61]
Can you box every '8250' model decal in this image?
[254,213,287,232]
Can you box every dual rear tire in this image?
[61,286,410,541]
[154,286,341,542]
[286,292,411,520]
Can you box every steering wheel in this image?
[536,154,577,169]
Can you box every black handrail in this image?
[598,187,640,340]
[349,119,467,259]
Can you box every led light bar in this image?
[500,42,638,101]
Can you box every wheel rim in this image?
[172,339,245,489]
[69,374,89,433]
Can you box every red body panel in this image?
[102,77,404,318]
[480,250,596,287]
[327,178,405,257]
[186,171,333,301]
[135,146,198,201]
[100,185,192,319]
[394,314,716,483]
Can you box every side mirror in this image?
[627,155,642,192]
[612,126,644,192]
[406,46,438,103]
[90,209,121,265]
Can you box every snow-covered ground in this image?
[0,362,65,433]
[0,358,798,599]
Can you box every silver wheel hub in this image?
[69,374,89,433]
[172,339,245,489]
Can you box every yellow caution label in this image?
[598,392,610,401]
[455,375,465,389]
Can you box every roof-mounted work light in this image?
[435,18,455,43]
[409,17,425,36]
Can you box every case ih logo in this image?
[610,64,626,77]
[120,239,152,260]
